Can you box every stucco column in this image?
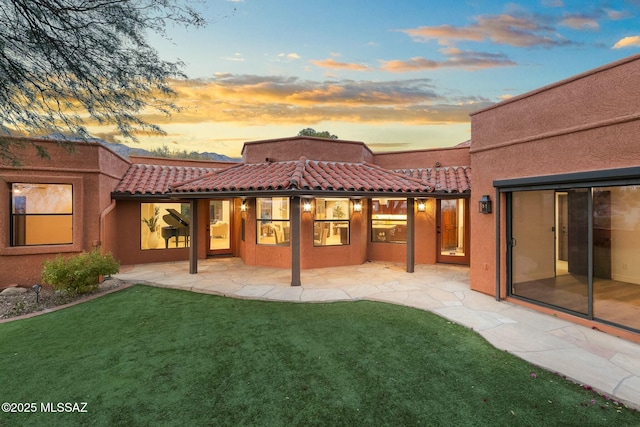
[189,199,198,274]
[406,197,415,273]
[291,196,301,286]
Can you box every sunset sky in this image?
[92,0,640,158]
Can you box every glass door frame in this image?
[497,166,640,333]
[505,189,594,318]
[436,197,470,265]
[207,198,234,256]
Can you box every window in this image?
[11,183,73,246]
[371,198,407,243]
[141,203,191,250]
[314,198,349,246]
[257,197,290,245]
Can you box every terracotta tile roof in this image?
[114,164,218,195]
[393,166,471,193]
[171,157,431,194]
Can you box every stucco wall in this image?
[470,53,640,296]
[300,200,368,269]
[236,196,442,270]
[129,155,238,169]
[113,200,201,266]
[373,145,471,169]
[0,139,130,287]
[242,137,375,164]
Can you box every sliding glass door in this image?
[510,190,589,314]
[509,185,640,332]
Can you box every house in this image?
[469,53,640,336]
[2,52,639,337]
[1,135,471,286]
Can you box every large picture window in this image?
[11,183,73,246]
[314,198,349,246]
[257,197,290,245]
[371,198,407,243]
[141,203,191,250]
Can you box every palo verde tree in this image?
[298,128,339,140]
[0,0,209,165]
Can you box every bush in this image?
[41,250,120,296]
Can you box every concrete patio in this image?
[115,258,640,409]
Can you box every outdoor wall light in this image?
[417,200,426,212]
[303,200,313,212]
[479,195,492,214]
[240,200,247,212]
[352,200,362,212]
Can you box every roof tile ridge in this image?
[169,162,242,190]
[131,162,218,172]
[364,161,427,188]
[289,156,307,189]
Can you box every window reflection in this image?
[314,198,350,246]
[371,198,407,243]
[11,183,73,246]
[257,197,290,245]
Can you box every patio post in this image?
[291,196,301,286]
[406,197,415,273]
[189,199,198,274]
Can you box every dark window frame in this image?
[10,183,74,247]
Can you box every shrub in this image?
[41,250,120,296]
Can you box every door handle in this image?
[510,237,517,247]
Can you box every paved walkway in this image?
[115,258,640,409]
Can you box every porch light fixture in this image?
[240,200,247,212]
[417,200,426,212]
[352,200,362,212]
[303,200,313,212]
[479,195,492,214]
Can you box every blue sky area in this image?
[93,0,640,157]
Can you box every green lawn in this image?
[0,285,636,426]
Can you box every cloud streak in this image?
[612,35,640,48]
[400,14,572,47]
[135,75,492,128]
[399,5,631,48]
[380,48,517,72]
[311,58,370,71]
[560,14,599,30]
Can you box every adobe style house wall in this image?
[129,155,238,169]
[2,130,471,287]
[373,145,471,169]
[0,139,130,287]
[469,53,640,297]
[112,200,196,265]
[300,200,368,269]
[242,136,375,164]
[236,195,439,269]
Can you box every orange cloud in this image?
[310,58,370,71]
[134,75,491,127]
[381,49,516,72]
[613,35,640,49]
[401,13,572,47]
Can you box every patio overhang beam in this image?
[159,189,453,200]
[113,189,470,201]
[110,192,197,201]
